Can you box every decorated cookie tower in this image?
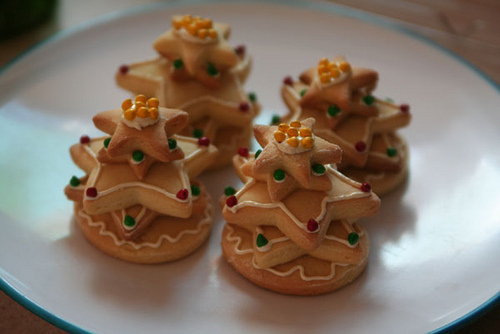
[221,119,380,295]
[116,14,259,169]
[280,56,411,195]
[64,95,218,263]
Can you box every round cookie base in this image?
[74,195,213,264]
[221,224,369,296]
[342,139,409,196]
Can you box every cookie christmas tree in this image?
[64,95,218,263]
[116,14,259,169]
[221,119,380,295]
[280,56,411,195]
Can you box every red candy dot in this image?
[355,141,367,152]
[226,195,238,207]
[119,64,129,74]
[238,147,249,157]
[235,45,246,57]
[283,76,293,85]
[239,102,250,112]
[361,182,372,192]
[176,188,189,200]
[86,187,97,198]
[307,218,319,232]
[80,135,90,144]
[198,137,210,146]
[400,104,410,113]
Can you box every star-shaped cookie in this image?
[92,97,189,179]
[281,57,411,169]
[242,119,342,202]
[223,161,379,251]
[153,15,239,88]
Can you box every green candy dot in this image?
[173,58,183,70]
[312,164,326,175]
[327,104,341,117]
[300,89,307,97]
[273,169,285,181]
[207,63,219,76]
[271,114,280,125]
[387,147,398,157]
[69,176,81,187]
[248,92,257,102]
[193,129,204,138]
[103,137,111,148]
[168,138,177,150]
[124,215,136,228]
[348,232,359,245]
[191,184,200,196]
[132,150,144,162]
[254,149,262,159]
[385,97,394,103]
[362,95,375,106]
[256,233,268,248]
[224,186,236,196]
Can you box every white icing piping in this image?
[251,256,349,282]
[77,198,212,249]
[225,224,253,255]
[225,225,357,282]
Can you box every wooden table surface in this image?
[1,1,499,333]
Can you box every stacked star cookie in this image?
[281,56,411,195]
[116,14,259,169]
[221,119,380,295]
[64,95,218,263]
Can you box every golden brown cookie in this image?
[220,122,380,295]
[64,95,218,263]
[281,56,411,195]
[115,15,260,169]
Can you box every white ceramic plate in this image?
[1,1,499,333]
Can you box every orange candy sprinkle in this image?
[124,108,135,121]
[147,97,159,108]
[287,128,299,137]
[299,127,312,137]
[122,99,133,111]
[172,19,183,30]
[198,29,208,39]
[278,123,289,132]
[149,107,159,120]
[274,121,314,149]
[137,107,149,118]
[301,137,314,149]
[317,57,351,83]
[173,15,217,40]
[320,73,331,83]
[274,131,286,143]
[331,68,341,78]
[135,94,147,104]
[122,95,161,121]
[339,61,351,72]
[287,137,299,147]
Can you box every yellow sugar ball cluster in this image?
[172,15,217,39]
[317,57,351,84]
[274,121,314,149]
[122,95,159,121]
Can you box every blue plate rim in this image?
[0,0,498,333]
